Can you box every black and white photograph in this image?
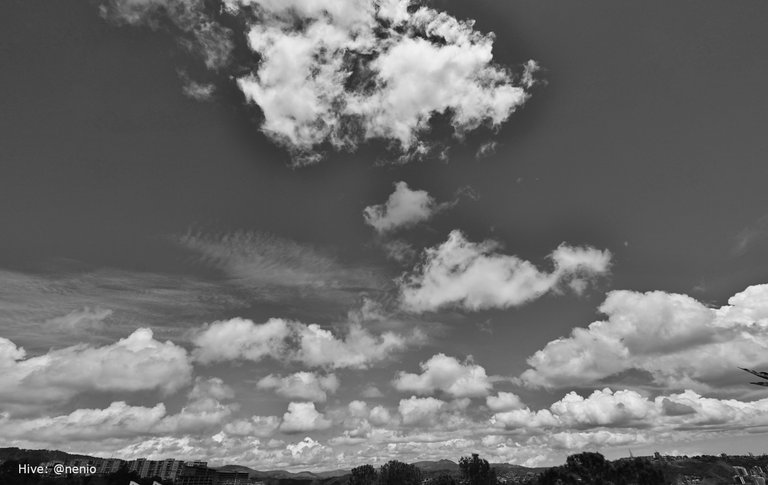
[1,1,768,484]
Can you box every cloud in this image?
[545,430,645,451]
[521,284,768,393]
[192,317,291,364]
[192,317,416,369]
[0,267,248,348]
[490,387,768,441]
[100,0,234,69]
[393,353,492,398]
[398,396,446,427]
[99,0,533,163]
[44,306,113,332]
[486,392,524,412]
[732,213,768,256]
[0,328,192,409]
[361,385,384,399]
[157,377,238,434]
[257,372,340,402]
[181,78,216,101]
[223,415,281,438]
[521,59,541,89]
[475,141,498,159]
[179,230,383,305]
[0,401,168,443]
[399,230,611,312]
[0,377,236,444]
[295,322,415,369]
[280,402,332,433]
[363,182,442,234]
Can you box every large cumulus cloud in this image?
[0,328,192,409]
[521,284,768,393]
[100,0,535,163]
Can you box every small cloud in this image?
[363,182,438,234]
[521,59,542,89]
[280,402,332,433]
[399,230,611,312]
[732,213,768,256]
[393,353,493,398]
[475,141,498,159]
[360,385,384,399]
[180,77,216,101]
[44,306,113,332]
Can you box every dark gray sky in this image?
[1,0,768,470]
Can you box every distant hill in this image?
[215,464,351,484]
[0,447,99,465]
[412,459,460,472]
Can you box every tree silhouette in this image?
[432,474,459,485]
[348,464,377,485]
[377,460,422,485]
[459,453,498,485]
[536,452,667,485]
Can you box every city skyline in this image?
[1,0,768,472]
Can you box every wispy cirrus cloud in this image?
[0,267,247,347]
[179,230,386,306]
[98,0,536,163]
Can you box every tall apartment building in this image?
[126,458,185,482]
[98,458,125,474]
[178,462,217,485]
[216,471,250,485]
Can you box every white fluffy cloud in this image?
[400,230,611,312]
[490,387,768,437]
[295,322,414,369]
[101,0,533,162]
[0,401,168,443]
[258,372,340,402]
[363,182,439,234]
[398,396,446,427]
[0,328,192,408]
[521,284,768,392]
[192,317,291,364]
[486,392,524,412]
[280,402,333,433]
[393,353,492,398]
[192,317,415,369]
[0,378,236,444]
[223,415,281,438]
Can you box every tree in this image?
[378,460,422,485]
[349,464,378,485]
[432,474,459,485]
[459,454,498,485]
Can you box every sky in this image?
[2,0,768,471]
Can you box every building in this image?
[178,462,217,485]
[733,465,767,485]
[125,457,185,482]
[157,459,185,482]
[98,458,125,474]
[128,458,147,475]
[216,470,250,485]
